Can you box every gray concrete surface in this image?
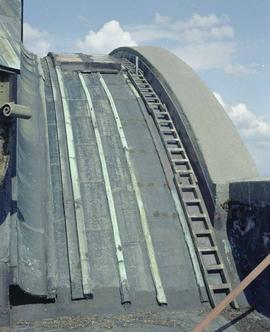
[111,46,258,202]
[12,308,240,332]
[110,47,266,311]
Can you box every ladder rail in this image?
[123,60,238,309]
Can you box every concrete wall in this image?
[111,46,268,310]
[111,46,258,219]
[226,180,270,314]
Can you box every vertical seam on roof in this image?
[79,72,131,304]
[55,66,92,297]
[99,73,167,305]
[37,58,57,296]
[46,57,83,300]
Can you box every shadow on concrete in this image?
[9,285,55,306]
[215,308,254,331]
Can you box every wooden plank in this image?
[79,72,130,304]
[192,254,270,332]
[47,58,84,300]
[56,67,92,297]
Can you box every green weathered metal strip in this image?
[0,0,21,71]
[46,58,83,300]
[99,73,167,305]
[55,66,92,297]
[79,72,130,304]
[37,58,57,296]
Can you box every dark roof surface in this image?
[1,1,268,331]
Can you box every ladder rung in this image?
[156,119,172,124]
[210,283,231,291]
[152,107,167,112]
[198,246,218,253]
[190,215,207,220]
[164,137,180,142]
[206,264,224,271]
[168,148,184,153]
[171,159,189,166]
[140,88,153,92]
[145,99,160,103]
[185,199,201,204]
[195,229,212,236]
[179,184,197,189]
[136,82,149,87]
[153,112,169,117]
[175,169,193,174]
[172,158,189,163]
[143,93,156,98]
[147,101,162,105]
[134,79,147,83]
[160,128,176,133]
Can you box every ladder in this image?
[122,59,238,309]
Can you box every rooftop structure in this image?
[0,1,269,331]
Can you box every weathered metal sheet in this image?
[15,46,52,296]
[0,0,21,71]
[50,52,122,73]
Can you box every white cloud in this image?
[173,41,235,71]
[214,92,270,140]
[173,13,221,30]
[214,92,270,175]
[124,13,236,71]
[154,12,171,25]
[75,20,137,54]
[181,25,234,44]
[127,13,233,42]
[77,15,91,25]
[224,63,259,76]
[23,22,51,56]
[74,13,244,71]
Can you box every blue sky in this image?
[23,0,270,176]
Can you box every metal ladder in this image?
[122,59,238,309]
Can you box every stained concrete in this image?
[111,47,258,187]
